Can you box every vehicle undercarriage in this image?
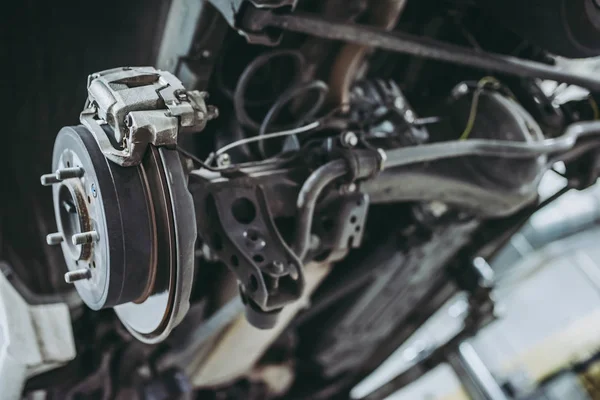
[5,0,600,398]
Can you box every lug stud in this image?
[64,268,91,283]
[40,173,61,186]
[46,233,64,245]
[56,167,84,180]
[72,231,99,245]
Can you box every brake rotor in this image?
[42,125,195,343]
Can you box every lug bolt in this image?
[41,167,85,186]
[40,173,61,186]
[72,231,99,245]
[46,232,64,245]
[56,167,84,180]
[64,268,91,283]
[342,131,358,147]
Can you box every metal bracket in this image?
[80,67,217,166]
[194,177,305,329]
[313,192,370,262]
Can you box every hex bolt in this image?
[270,261,285,275]
[46,232,64,245]
[40,173,61,186]
[72,231,99,245]
[64,268,91,283]
[56,167,84,180]
[342,131,358,147]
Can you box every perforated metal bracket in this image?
[313,193,370,262]
[194,177,305,329]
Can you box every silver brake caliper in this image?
[80,66,218,166]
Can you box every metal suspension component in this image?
[239,8,600,92]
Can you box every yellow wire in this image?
[589,95,599,120]
[459,76,501,141]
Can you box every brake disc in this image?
[42,125,195,343]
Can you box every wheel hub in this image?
[41,125,195,343]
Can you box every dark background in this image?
[2,0,169,293]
